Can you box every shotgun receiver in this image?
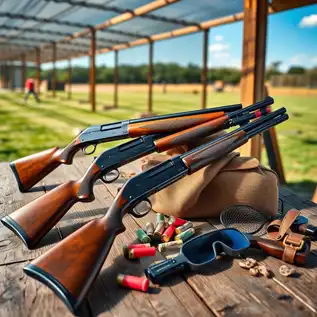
[10,103,242,192]
[24,107,288,314]
[2,98,274,248]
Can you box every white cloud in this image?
[213,52,231,59]
[299,14,317,28]
[209,43,230,53]
[311,56,317,64]
[289,54,308,64]
[214,35,223,42]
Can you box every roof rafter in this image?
[0,12,148,39]
[43,0,199,27]
[0,26,128,46]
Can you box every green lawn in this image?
[0,89,316,199]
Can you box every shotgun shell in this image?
[168,216,187,227]
[145,222,154,237]
[175,221,193,235]
[156,213,165,226]
[158,240,183,252]
[153,221,165,238]
[129,247,156,259]
[161,224,176,242]
[123,243,151,258]
[136,229,151,243]
[175,228,195,242]
[116,274,149,292]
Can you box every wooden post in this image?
[36,48,41,94]
[52,43,56,97]
[114,50,119,108]
[239,0,268,160]
[201,29,209,109]
[21,54,26,93]
[147,41,153,113]
[68,59,72,100]
[89,27,96,112]
[10,62,14,91]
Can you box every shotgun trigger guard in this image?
[82,144,97,155]
[130,199,152,218]
[101,169,120,183]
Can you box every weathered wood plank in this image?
[0,261,90,317]
[0,163,60,265]
[104,160,316,316]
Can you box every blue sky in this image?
[47,4,317,72]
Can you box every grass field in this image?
[0,89,316,198]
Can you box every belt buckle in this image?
[282,236,304,251]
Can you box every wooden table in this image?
[1,158,317,317]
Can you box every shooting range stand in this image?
[1,157,317,317]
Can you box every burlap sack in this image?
[141,135,278,219]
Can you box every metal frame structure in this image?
[0,0,316,159]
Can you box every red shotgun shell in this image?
[161,224,175,242]
[128,246,156,259]
[117,274,149,292]
[168,216,187,227]
[123,243,151,258]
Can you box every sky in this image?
[45,4,317,72]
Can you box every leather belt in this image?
[267,209,309,264]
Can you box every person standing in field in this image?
[24,77,40,103]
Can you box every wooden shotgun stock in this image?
[2,163,102,248]
[10,111,226,192]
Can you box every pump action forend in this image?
[24,107,287,314]
[10,103,242,192]
[2,103,273,249]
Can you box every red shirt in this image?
[25,79,34,90]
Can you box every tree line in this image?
[28,62,316,85]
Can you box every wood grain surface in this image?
[1,158,317,317]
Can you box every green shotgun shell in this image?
[145,222,154,237]
[157,240,183,252]
[175,228,195,242]
[153,221,165,238]
[136,229,151,243]
[175,221,193,235]
[156,213,165,226]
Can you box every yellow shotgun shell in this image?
[157,240,183,252]
[175,222,193,235]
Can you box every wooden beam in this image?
[43,0,179,50]
[21,54,26,93]
[35,48,41,94]
[10,63,14,91]
[147,41,154,113]
[68,59,72,100]
[272,0,317,12]
[239,0,268,159]
[89,28,96,112]
[114,50,119,108]
[201,29,209,109]
[52,43,57,98]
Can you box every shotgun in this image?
[10,103,242,192]
[2,98,274,248]
[24,107,288,314]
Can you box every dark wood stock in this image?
[6,162,101,248]
[249,236,309,265]
[127,111,225,137]
[182,130,247,173]
[11,138,81,192]
[27,196,126,311]
[154,115,229,152]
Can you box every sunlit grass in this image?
[0,89,316,198]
